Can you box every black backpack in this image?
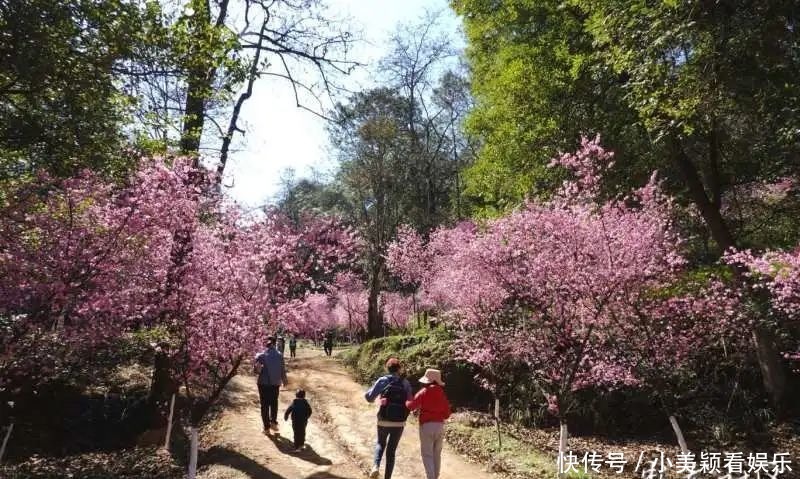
[377,376,409,422]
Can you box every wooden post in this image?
[494,398,502,450]
[163,393,176,450]
[0,423,13,464]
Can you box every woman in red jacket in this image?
[406,368,451,479]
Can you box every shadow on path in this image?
[266,432,334,466]
[200,445,350,479]
[200,445,283,479]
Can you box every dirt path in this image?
[197,347,497,479]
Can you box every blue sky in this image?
[222,0,463,208]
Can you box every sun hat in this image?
[418,369,445,386]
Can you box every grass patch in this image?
[446,418,555,478]
[340,328,491,407]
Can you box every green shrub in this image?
[342,326,492,408]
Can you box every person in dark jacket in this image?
[254,337,288,434]
[289,336,297,358]
[364,358,413,479]
[284,389,312,451]
[323,334,333,356]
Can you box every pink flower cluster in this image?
[727,247,800,366]
[285,271,415,337]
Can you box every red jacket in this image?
[406,384,451,425]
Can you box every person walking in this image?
[323,334,333,357]
[284,389,312,452]
[254,337,288,434]
[364,358,412,479]
[406,369,451,479]
[276,335,286,355]
[289,335,297,358]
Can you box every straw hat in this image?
[418,369,445,386]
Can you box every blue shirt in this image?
[255,347,288,386]
[364,374,413,403]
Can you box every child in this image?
[284,389,312,451]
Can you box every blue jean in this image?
[374,426,404,479]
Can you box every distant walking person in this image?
[323,334,333,356]
[289,336,297,358]
[284,389,312,452]
[406,369,451,479]
[277,335,286,355]
[254,337,288,434]
[365,358,413,479]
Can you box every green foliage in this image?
[452,0,656,216]
[342,326,490,406]
[0,0,159,179]
[454,0,800,251]
[276,175,356,223]
[342,326,453,383]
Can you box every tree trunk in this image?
[366,261,383,339]
[180,0,228,155]
[217,18,266,179]
[668,415,689,454]
[147,348,178,431]
[753,325,788,412]
[188,427,199,479]
[671,140,787,412]
[181,71,208,154]
[672,142,736,250]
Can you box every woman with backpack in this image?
[364,357,413,479]
[406,369,451,479]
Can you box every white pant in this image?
[419,422,444,479]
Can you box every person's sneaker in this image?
[369,466,380,478]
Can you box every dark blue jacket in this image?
[284,398,312,424]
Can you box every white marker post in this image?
[187,427,199,479]
[668,415,689,454]
[163,393,176,450]
[494,398,502,449]
[558,421,568,478]
[0,423,14,464]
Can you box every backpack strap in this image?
[380,375,402,395]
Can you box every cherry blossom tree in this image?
[0,158,359,477]
[0,162,194,396]
[607,279,746,453]
[727,247,800,370]
[387,136,743,458]
[330,272,369,339]
[380,292,414,330]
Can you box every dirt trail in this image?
[197,347,497,479]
